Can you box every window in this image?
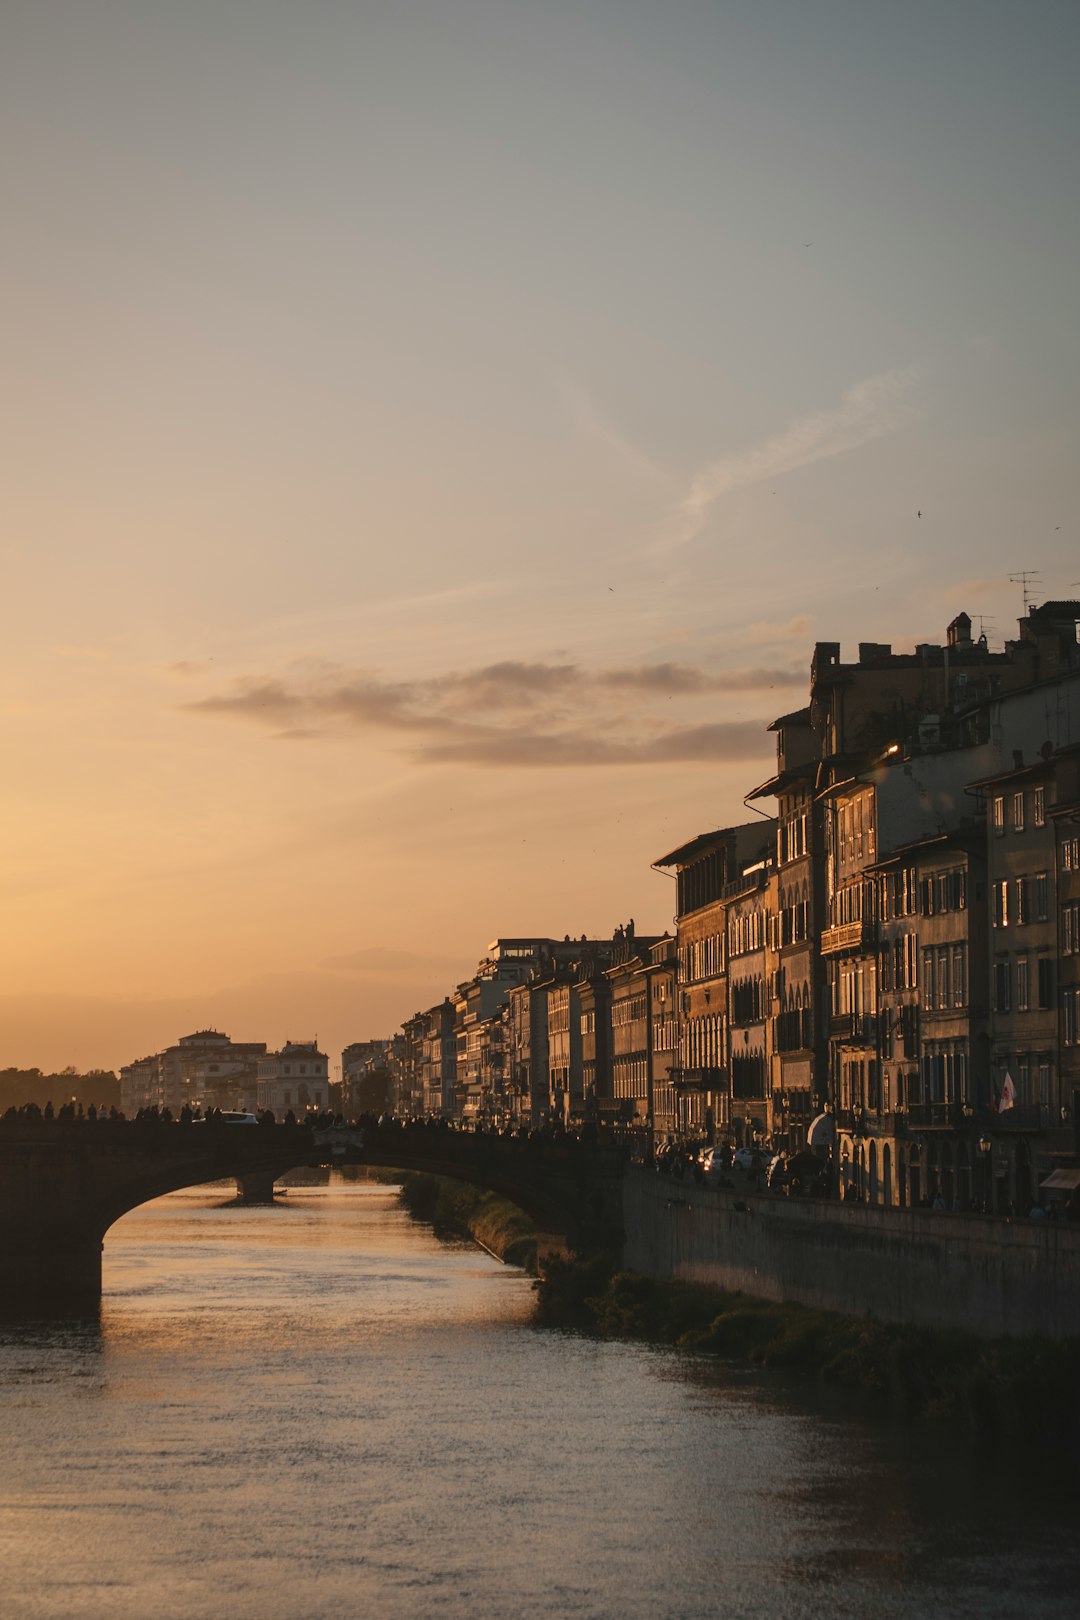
[729,908,766,957]
[951,944,967,1008]
[1037,957,1053,1011]
[993,960,1011,1013]
[993,796,1005,835]
[1033,873,1049,922]
[1065,987,1080,1046]
[1033,787,1046,827]
[1063,837,1080,871]
[1064,904,1080,956]
[678,932,725,982]
[921,869,967,915]
[905,868,918,913]
[923,947,958,1011]
[1015,878,1027,926]
[830,882,865,928]
[1018,1057,1032,1106]
[1012,791,1025,832]
[993,880,1009,928]
[1016,958,1030,1013]
[778,812,808,864]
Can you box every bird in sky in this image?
[917,510,922,518]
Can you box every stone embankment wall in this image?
[622,1169,1080,1339]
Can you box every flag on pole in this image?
[996,1071,1017,1113]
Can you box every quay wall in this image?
[621,1168,1080,1339]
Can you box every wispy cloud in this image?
[662,367,920,553]
[184,657,792,769]
[419,720,772,768]
[746,614,815,646]
[553,373,673,488]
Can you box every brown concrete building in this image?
[1054,756,1080,1128]
[645,937,679,1139]
[605,925,665,1129]
[418,1003,455,1116]
[747,705,826,1149]
[121,1029,268,1115]
[653,823,773,1142]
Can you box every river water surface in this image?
[1,1177,1077,1619]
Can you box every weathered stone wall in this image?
[622,1168,1080,1338]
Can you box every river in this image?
[1,1176,1076,1619]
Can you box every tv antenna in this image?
[1009,570,1042,613]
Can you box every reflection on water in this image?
[1,1179,1077,1620]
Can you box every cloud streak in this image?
[185,657,793,769]
[663,367,920,552]
[418,720,772,768]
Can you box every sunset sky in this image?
[4,0,1079,1073]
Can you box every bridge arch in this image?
[0,1123,625,1309]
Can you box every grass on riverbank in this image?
[536,1255,1080,1438]
[397,1172,538,1271]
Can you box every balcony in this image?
[828,1012,877,1045]
[898,1102,1044,1132]
[669,1065,726,1090]
[820,920,871,956]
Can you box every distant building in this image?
[120,1030,267,1115]
[342,1039,390,1114]
[119,1053,162,1115]
[256,1040,330,1116]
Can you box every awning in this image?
[1040,1168,1080,1191]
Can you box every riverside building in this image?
[381,600,1080,1206]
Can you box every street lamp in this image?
[977,1135,993,1214]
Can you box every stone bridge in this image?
[0,1121,626,1309]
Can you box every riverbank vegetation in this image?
[0,1067,119,1113]
[397,1172,538,1270]
[391,1174,1080,1437]
[535,1254,1080,1439]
